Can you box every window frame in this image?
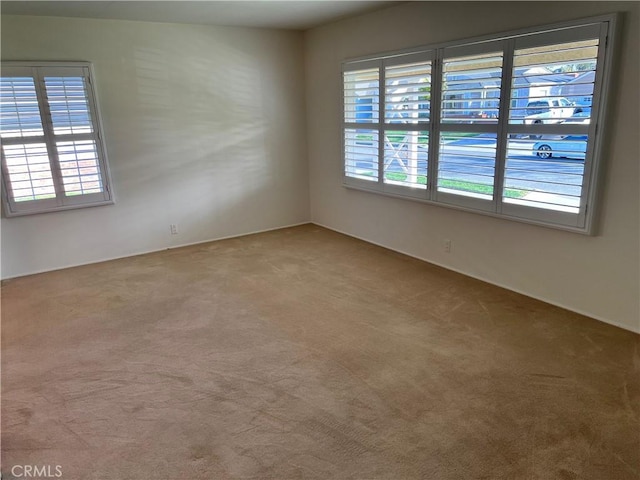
[1,61,114,217]
[341,14,618,234]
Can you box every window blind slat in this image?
[0,77,45,138]
[56,140,104,196]
[44,76,94,135]
[2,143,55,202]
[344,68,380,124]
[384,60,431,125]
[344,128,378,181]
[440,51,503,128]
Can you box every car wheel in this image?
[536,145,552,159]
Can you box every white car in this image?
[562,111,591,125]
[533,135,588,160]
[524,97,576,125]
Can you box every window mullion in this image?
[33,68,65,204]
[378,64,385,186]
[1,148,17,210]
[493,39,515,214]
[0,136,48,146]
[427,52,443,198]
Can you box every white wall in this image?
[305,2,640,332]
[1,15,309,278]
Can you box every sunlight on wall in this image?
[0,16,309,277]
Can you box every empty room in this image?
[1,1,638,479]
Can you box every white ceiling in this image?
[1,1,399,30]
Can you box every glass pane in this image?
[0,77,44,138]
[344,68,379,123]
[441,52,502,124]
[45,76,94,135]
[503,135,586,213]
[56,140,104,195]
[345,128,378,181]
[2,143,55,201]
[385,61,431,124]
[437,133,497,199]
[509,39,599,127]
[383,131,428,189]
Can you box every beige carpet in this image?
[2,224,638,479]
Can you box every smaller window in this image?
[1,62,113,216]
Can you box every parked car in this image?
[533,135,588,160]
[562,111,591,125]
[524,97,576,125]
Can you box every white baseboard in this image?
[312,221,640,335]
[1,221,312,281]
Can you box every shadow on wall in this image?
[132,43,270,185]
[110,41,277,241]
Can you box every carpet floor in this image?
[2,224,638,479]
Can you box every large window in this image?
[1,62,113,216]
[342,15,617,233]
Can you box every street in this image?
[347,137,585,197]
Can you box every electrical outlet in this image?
[444,239,451,253]
[170,224,178,235]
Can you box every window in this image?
[1,62,113,216]
[342,15,617,233]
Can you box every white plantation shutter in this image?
[383,55,432,197]
[384,60,431,124]
[440,49,503,125]
[45,76,94,135]
[508,39,599,127]
[56,140,104,196]
[343,62,381,184]
[435,45,503,211]
[1,62,113,216]
[0,77,44,138]
[382,131,428,193]
[342,53,433,198]
[2,143,55,202]
[341,15,616,233]
[344,128,379,181]
[343,65,380,124]
[502,22,605,228]
[0,75,55,206]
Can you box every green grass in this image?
[355,134,375,141]
[442,132,481,139]
[384,172,526,198]
[385,172,427,185]
[357,131,476,144]
[15,193,56,202]
[385,131,429,144]
[15,190,101,202]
